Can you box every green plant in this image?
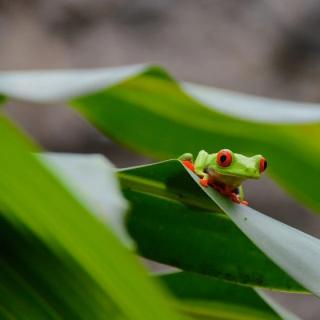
[0,64,318,319]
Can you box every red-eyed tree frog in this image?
[179,149,267,205]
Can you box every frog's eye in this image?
[217,149,233,167]
[259,157,267,173]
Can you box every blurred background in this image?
[1,0,320,318]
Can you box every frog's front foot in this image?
[241,200,249,206]
[228,192,249,206]
[199,178,209,187]
[229,192,240,203]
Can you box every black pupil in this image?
[220,155,227,163]
[263,160,268,170]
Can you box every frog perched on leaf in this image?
[179,149,267,206]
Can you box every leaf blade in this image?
[0,116,182,320]
[160,272,283,320]
[119,160,304,292]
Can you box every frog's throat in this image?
[206,167,259,180]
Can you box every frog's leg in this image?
[238,185,244,201]
[179,153,195,172]
[178,153,193,161]
[238,185,248,206]
[194,150,210,187]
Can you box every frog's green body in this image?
[179,149,267,205]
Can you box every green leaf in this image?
[0,115,182,320]
[119,159,320,296]
[159,272,285,320]
[119,160,303,291]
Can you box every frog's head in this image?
[210,149,267,180]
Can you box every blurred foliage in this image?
[0,115,182,320]
[1,64,318,319]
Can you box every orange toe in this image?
[200,178,209,187]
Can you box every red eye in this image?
[217,149,233,167]
[259,157,267,173]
